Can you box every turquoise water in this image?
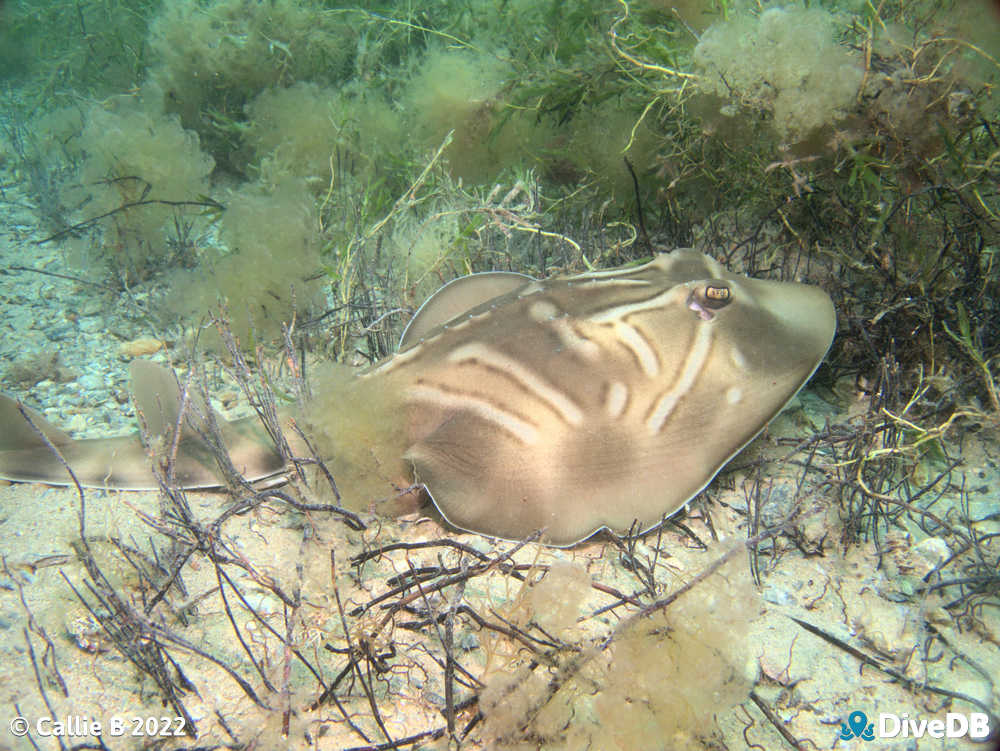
[0,2,998,749]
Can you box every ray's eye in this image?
[701,283,732,307]
[687,281,732,320]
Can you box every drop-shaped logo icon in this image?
[840,710,875,741]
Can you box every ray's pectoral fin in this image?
[404,414,520,538]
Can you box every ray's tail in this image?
[0,361,286,490]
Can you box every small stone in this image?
[759,653,795,685]
[118,337,164,357]
[79,317,105,333]
[760,481,796,527]
[79,298,103,316]
[801,514,828,546]
[65,414,88,433]
[924,607,951,627]
[45,323,76,341]
[762,583,797,607]
[912,537,950,570]
[66,614,112,654]
[77,373,104,391]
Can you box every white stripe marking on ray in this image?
[616,323,660,378]
[730,345,747,370]
[646,323,715,434]
[447,343,584,426]
[606,381,628,419]
[406,383,540,444]
[587,288,683,323]
[551,319,601,361]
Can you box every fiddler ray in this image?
[0,249,836,546]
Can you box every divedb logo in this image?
[840,710,992,742]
